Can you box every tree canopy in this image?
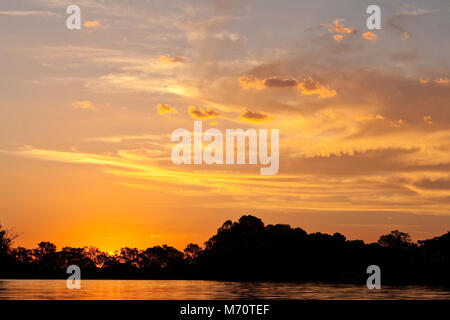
[1,217,449,285]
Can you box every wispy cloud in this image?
[397,8,439,16]
[386,7,437,39]
[0,10,57,17]
[328,19,357,35]
[240,110,272,123]
[188,105,220,119]
[156,104,177,115]
[73,100,95,110]
[158,54,188,64]
[297,78,337,98]
[84,20,100,28]
[327,19,357,41]
[238,75,336,97]
[361,32,378,41]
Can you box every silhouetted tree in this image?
[0,224,17,256]
[0,225,17,275]
[12,247,35,264]
[184,243,202,263]
[59,247,96,270]
[138,245,184,271]
[0,217,449,285]
[378,230,412,248]
[84,247,109,268]
[119,247,140,267]
[418,231,450,265]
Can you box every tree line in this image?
[1,215,449,285]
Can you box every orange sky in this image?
[1,0,450,252]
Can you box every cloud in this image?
[73,100,95,110]
[361,32,378,41]
[240,110,272,123]
[2,0,450,248]
[156,104,177,115]
[238,75,336,98]
[414,177,450,191]
[212,31,245,42]
[397,8,439,16]
[311,19,358,42]
[86,134,168,143]
[419,77,450,85]
[0,11,57,17]
[158,54,188,64]
[84,21,100,28]
[386,8,435,40]
[389,52,420,62]
[297,78,337,98]
[238,75,265,89]
[263,77,298,88]
[88,73,198,97]
[328,19,357,35]
[305,19,360,42]
[332,34,344,42]
[188,105,220,119]
[355,114,385,122]
[389,119,404,128]
[435,77,450,85]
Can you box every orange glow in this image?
[1,1,449,253]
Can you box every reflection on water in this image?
[0,280,449,300]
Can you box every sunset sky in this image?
[1,0,450,253]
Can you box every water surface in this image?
[0,280,449,300]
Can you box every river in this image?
[0,280,449,299]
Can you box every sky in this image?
[0,0,450,253]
